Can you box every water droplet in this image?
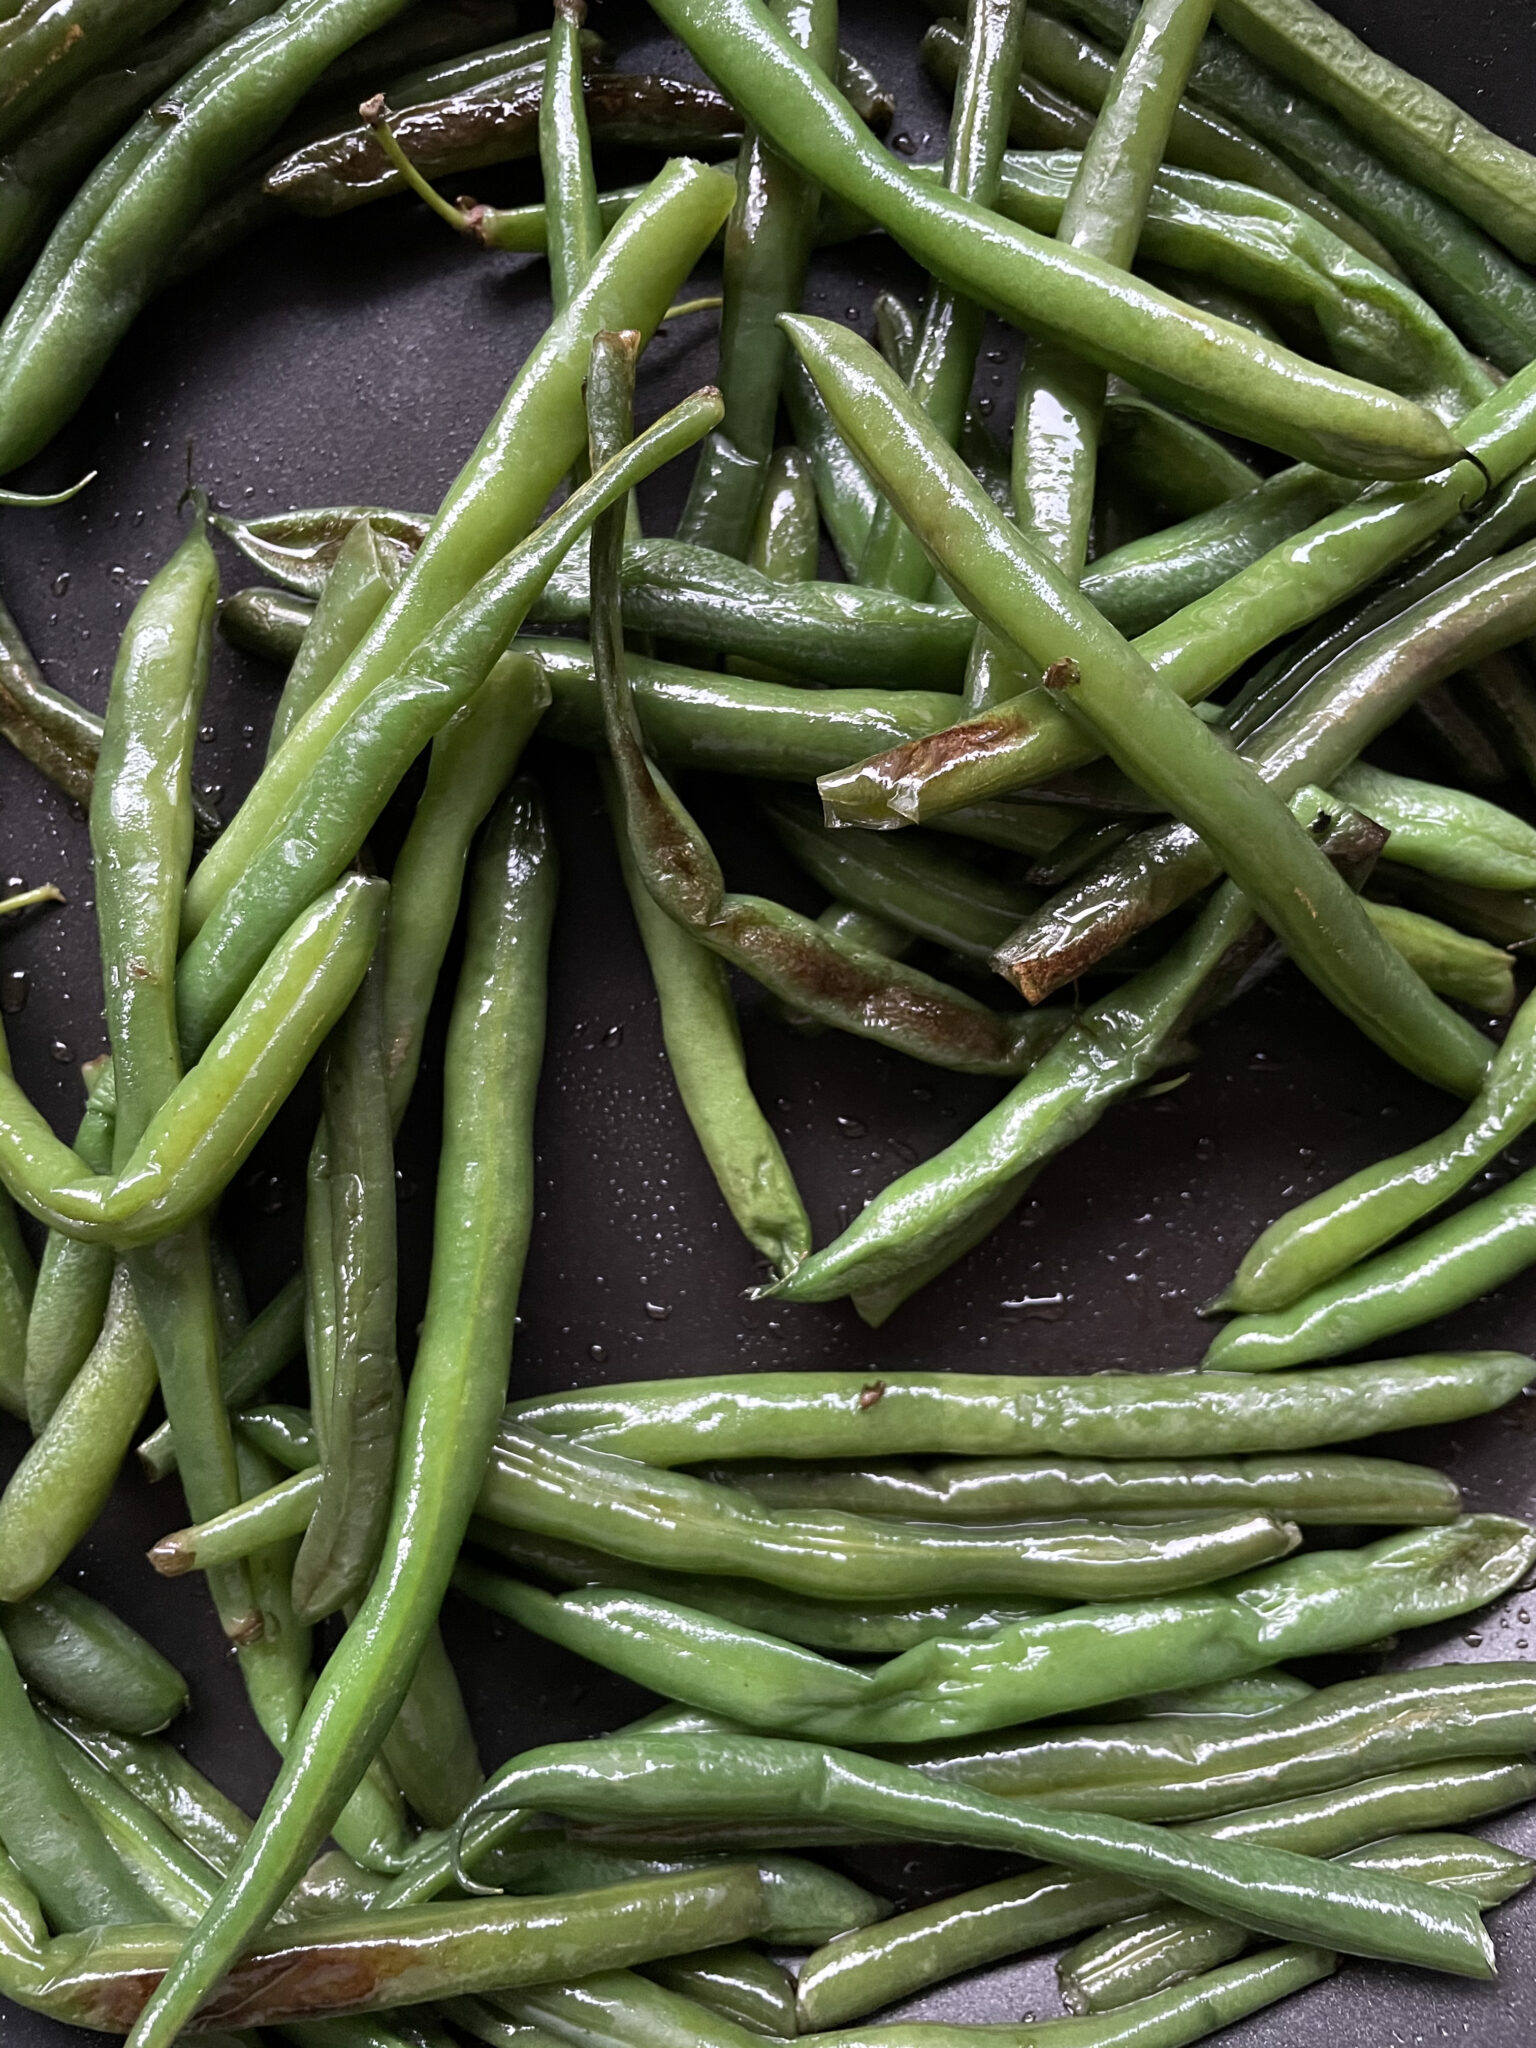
[892,132,914,154]
[1002,1291,1068,1320]
[975,394,994,415]
[588,1343,607,1363]
[5,876,23,894]
[49,1039,73,1063]
[602,1023,623,1047]
[836,1114,866,1138]
[394,1170,417,1202]
[845,306,860,320]
[1464,1632,1484,1647]
[199,723,217,743]
[251,1173,288,1215]
[0,969,26,1014]
[644,1301,672,1321]
[51,571,69,596]
[1194,1135,1217,1161]
[150,99,186,123]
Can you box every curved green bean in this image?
[138,1275,307,1481]
[1335,759,1536,888]
[268,517,402,757]
[0,1583,185,1735]
[24,1062,115,1431]
[646,1946,795,2036]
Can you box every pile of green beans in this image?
[0,3,1535,2046]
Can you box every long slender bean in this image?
[0,1583,185,1736]
[268,517,402,758]
[24,1060,115,1431]
[123,783,556,2048]
[138,1275,307,1481]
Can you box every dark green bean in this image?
[539,0,601,315]
[445,1729,1499,1978]
[0,0,182,153]
[124,782,557,2048]
[215,507,427,601]
[1456,650,1536,792]
[1376,863,1536,950]
[0,586,101,807]
[1100,388,1259,517]
[23,1061,113,1431]
[512,1353,1533,1464]
[1362,899,1514,1014]
[220,583,316,664]
[783,355,878,579]
[0,1583,185,1735]
[712,1449,1459,1525]
[138,1274,306,1481]
[645,1947,795,2036]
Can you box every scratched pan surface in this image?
[0,0,1534,2040]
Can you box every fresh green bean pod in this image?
[994,538,1536,1000]
[1099,388,1259,517]
[215,507,427,600]
[220,583,316,664]
[506,1949,1335,2048]
[460,1517,1535,1745]
[764,786,1038,961]
[816,358,1536,830]
[786,316,1493,1098]
[1211,0,1536,262]
[744,445,820,587]
[606,772,810,1277]
[783,355,879,579]
[0,587,101,808]
[138,1275,307,1481]
[539,0,602,314]
[1456,649,1536,791]
[175,394,713,1059]
[653,0,1465,479]
[464,1522,1059,1654]
[24,1061,115,1431]
[859,0,1028,598]
[1378,864,1536,951]
[1336,759,1536,888]
[1058,1828,1536,2013]
[512,1353,1533,1464]
[0,0,182,153]
[475,1420,1300,1601]
[1221,986,1536,1313]
[291,959,400,1624]
[645,1946,795,2036]
[184,160,731,937]
[267,517,403,757]
[0,1583,185,1735]
[378,1621,482,1833]
[0,1267,158,1602]
[0,1628,157,1932]
[231,1436,309,1789]
[1053,0,1536,370]
[124,782,557,2048]
[1206,1156,1536,1369]
[794,1757,1536,2028]
[444,1729,1499,1978]
[1362,899,1514,1014]
[714,1449,1459,1525]
[677,0,832,557]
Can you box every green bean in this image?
[1059,1829,1536,2014]
[991,151,1493,422]
[994,539,1536,1000]
[463,1523,1059,1655]
[477,1420,1299,1601]
[1221,986,1536,1314]
[446,1729,1499,1978]
[817,358,1536,830]
[268,518,403,758]
[508,1948,1335,2048]
[221,583,316,664]
[92,510,255,1645]
[1336,758,1536,888]
[784,355,879,579]
[22,1065,113,1431]
[0,0,434,473]
[1099,388,1259,518]
[677,0,832,557]
[645,1947,795,2036]
[654,0,1463,478]
[533,538,977,688]
[1362,899,1514,1014]
[795,1758,1536,2028]
[0,1628,157,1930]
[174,396,714,1061]
[138,1274,307,1481]
[764,797,1356,1304]
[513,1353,1533,1464]
[380,662,544,1126]
[291,963,399,1625]
[0,1267,158,1601]
[745,445,820,587]
[230,1436,310,1789]
[1454,650,1536,791]
[0,1583,185,1735]
[786,317,1493,1098]
[996,10,1398,266]
[764,786,1038,962]
[379,1623,482,1833]
[605,771,809,1277]
[0,0,183,153]
[1212,0,1536,262]
[462,1516,1535,1745]
[713,1450,1459,1525]
[1206,1152,1536,1368]
[124,782,557,2048]
[1376,863,1536,950]
[859,0,1027,599]
[183,154,730,936]
[0,586,101,807]
[1053,0,1536,371]
[539,0,601,315]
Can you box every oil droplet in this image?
[49,1039,73,1063]
[588,1343,607,1363]
[836,1114,866,1138]
[0,969,27,1014]
[1002,1291,1068,1320]
[644,1301,672,1321]
[602,1023,623,1047]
